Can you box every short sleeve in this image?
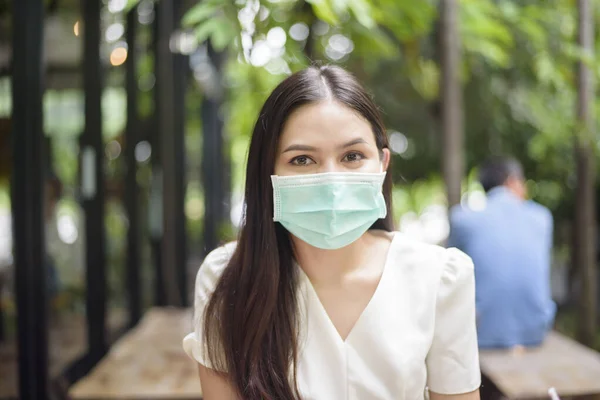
[182,242,236,369]
[426,248,481,395]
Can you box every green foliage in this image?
[182,1,223,27]
[461,0,514,68]
[224,59,287,190]
[182,0,241,51]
[378,0,436,42]
[306,0,340,26]
[29,0,600,222]
[125,0,141,12]
[176,0,600,223]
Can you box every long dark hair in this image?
[203,65,394,399]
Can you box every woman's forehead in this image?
[279,101,375,147]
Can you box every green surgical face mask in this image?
[271,171,387,250]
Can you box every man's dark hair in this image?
[478,157,524,193]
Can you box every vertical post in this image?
[81,0,107,362]
[11,0,48,398]
[201,44,226,254]
[156,0,180,305]
[0,290,4,342]
[125,6,142,326]
[440,0,464,207]
[150,4,166,306]
[302,1,316,60]
[575,0,597,347]
[173,0,188,306]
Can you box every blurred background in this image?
[1,0,600,398]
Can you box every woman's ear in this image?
[381,148,391,172]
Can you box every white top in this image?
[183,233,481,399]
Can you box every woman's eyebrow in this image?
[339,138,368,148]
[282,144,317,153]
[282,138,368,153]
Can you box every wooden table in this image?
[480,331,600,399]
[69,308,202,399]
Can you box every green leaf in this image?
[348,0,375,29]
[125,0,140,13]
[409,59,440,100]
[212,19,237,51]
[330,0,347,14]
[374,0,436,42]
[498,1,519,23]
[564,43,595,67]
[183,2,220,27]
[193,16,237,50]
[533,53,555,83]
[463,37,510,67]
[306,0,340,25]
[350,24,398,58]
[461,16,513,47]
[194,18,221,43]
[518,20,546,48]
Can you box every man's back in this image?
[449,187,556,348]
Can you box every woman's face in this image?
[274,101,390,176]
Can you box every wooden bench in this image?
[69,307,202,399]
[479,331,600,399]
[68,308,600,400]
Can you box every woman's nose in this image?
[319,160,341,174]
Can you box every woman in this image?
[183,66,481,400]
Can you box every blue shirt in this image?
[448,187,556,348]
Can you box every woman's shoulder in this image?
[389,231,474,280]
[388,233,475,315]
[202,241,237,268]
[194,241,237,299]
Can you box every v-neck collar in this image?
[296,232,398,345]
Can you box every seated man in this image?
[448,157,556,349]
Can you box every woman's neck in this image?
[292,230,392,286]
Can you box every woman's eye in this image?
[290,156,314,166]
[343,152,364,163]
